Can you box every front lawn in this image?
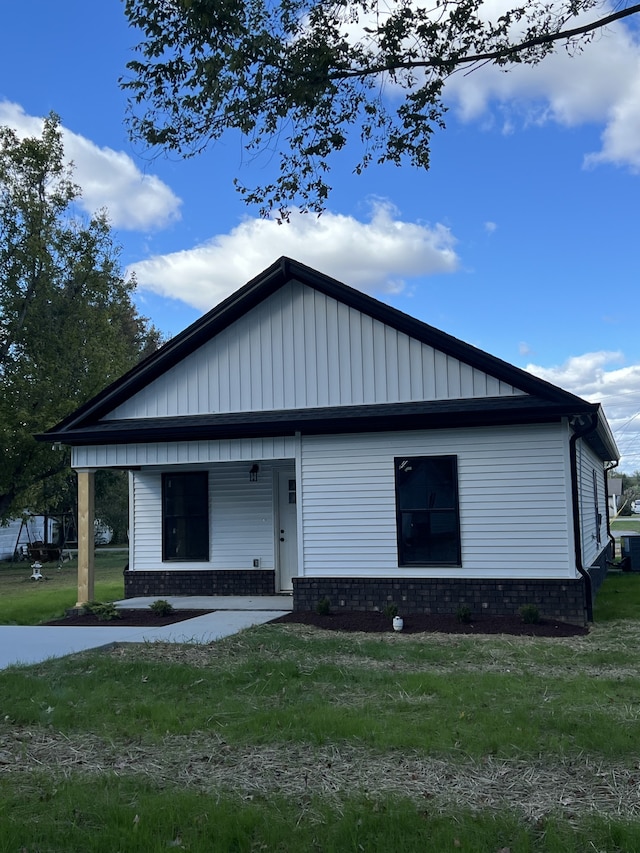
[0,550,126,624]
[1,572,640,850]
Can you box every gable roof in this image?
[40,257,618,460]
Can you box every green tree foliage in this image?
[122,0,640,217]
[0,114,161,523]
[94,470,130,545]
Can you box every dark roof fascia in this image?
[42,395,598,447]
[589,405,619,462]
[45,257,589,436]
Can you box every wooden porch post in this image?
[76,469,96,607]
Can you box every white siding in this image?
[131,462,277,571]
[576,438,608,567]
[105,280,526,420]
[72,437,297,469]
[299,423,574,580]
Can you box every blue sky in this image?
[2,1,640,469]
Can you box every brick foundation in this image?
[293,576,590,625]
[124,569,275,598]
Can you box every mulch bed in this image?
[271,610,589,637]
[44,610,214,627]
[44,608,588,636]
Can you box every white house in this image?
[41,258,619,623]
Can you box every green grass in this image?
[594,567,640,621]
[0,550,126,624]
[2,775,639,853]
[2,626,640,760]
[2,572,640,850]
[611,517,640,532]
[5,775,639,853]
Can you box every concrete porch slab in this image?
[114,595,293,611]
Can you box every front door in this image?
[277,469,298,592]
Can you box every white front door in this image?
[277,469,298,592]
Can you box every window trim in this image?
[162,471,210,562]
[394,455,462,567]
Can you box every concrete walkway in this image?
[0,595,292,671]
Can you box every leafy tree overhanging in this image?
[122,0,640,218]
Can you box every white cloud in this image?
[526,351,640,471]
[442,2,640,171]
[128,202,459,312]
[584,70,640,171]
[0,101,181,230]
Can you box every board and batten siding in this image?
[71,437,297,469]
[576,437,608,568]
[299,423,575,580]
[131,461,277,571]
[104,280,525,421]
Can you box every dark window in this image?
[162,472,209,561]
[395,456,461,566]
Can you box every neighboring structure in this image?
[41,258,619,623]
[0,515,111,562]
[0,515,58,562]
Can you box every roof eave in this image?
[40,398,596,448]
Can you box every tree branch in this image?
[332,2,640,80]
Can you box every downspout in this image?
[569,412,599,622]
[605,460,620,559]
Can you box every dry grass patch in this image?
[2,727,640,824]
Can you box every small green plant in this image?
[519,604,540,624]
[150,599,174,616]
[383,603,398,619]
[82,601,121,621]
[456,604,472,624]
[316,596,331,616]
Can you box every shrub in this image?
[519,604,540,624]
[456,604,472,624]
[150,599,174,616]
[383,603,399,620]
[82,601,120,621]
[316,597,331,616]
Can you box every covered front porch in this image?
[73,456,299,606]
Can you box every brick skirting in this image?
[124,569,275,598]
[292,576,591,625]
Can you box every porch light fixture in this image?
[249,464,259,482]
